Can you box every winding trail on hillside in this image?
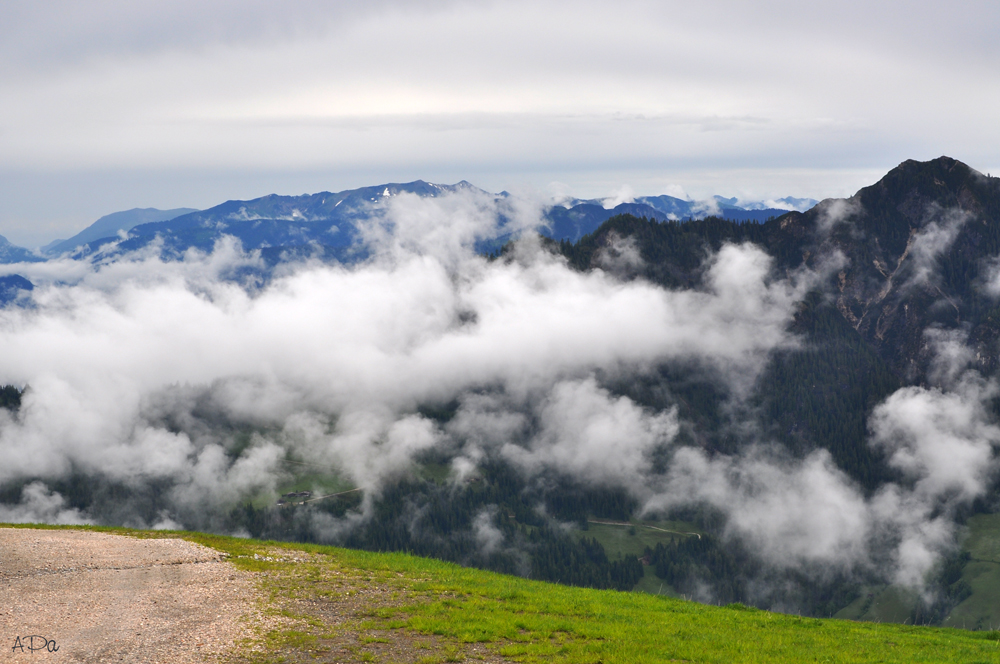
[0,528,259,663]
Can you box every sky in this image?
[2,0,999,248]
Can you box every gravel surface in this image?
[1,528,259,663]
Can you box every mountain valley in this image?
[2,157,1000,628]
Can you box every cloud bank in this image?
[0,189,801,507]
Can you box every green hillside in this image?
[8,524,1000,663]
[828,515,1000,631]
[587,512,1000,630]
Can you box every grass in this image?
[947,561,1000,630]
[574,518,700,598]
[835,586,918,624]
[631,563,674,596]
[7,522,1000,663]
[575,519,699,560]
[944,514,1000,631]
[965,514,1000,564]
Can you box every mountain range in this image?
[2,186,813,264]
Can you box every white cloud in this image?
[649,447,872,570]
[924,327,976,387]
[0,481,91,526]
[814,197,860,234]
[637,362,1000,589]
[0,191,810,529]
[472,505,505,555]
[603,185,635,209]
[869,376,999,507]
[501,378,679,486]
[595,232,645,275]
[901,206,969,291]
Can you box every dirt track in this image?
[0,528,258,663]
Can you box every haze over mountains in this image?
[3,156,1000,627]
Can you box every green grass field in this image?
[585,512,1000,632]
[573,518,700,598]
[831,514,1000,629]
[7,523,1000,663]
[944,514,1000,631]
[834,585,918,624]
[575,519,700,559]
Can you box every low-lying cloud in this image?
[0,189,804,493]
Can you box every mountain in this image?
[745,195,819,211]
[555,156,1000,495]
[0,274,33,305]
[42,207,198,256]
[545,197,794,243]
[537,157,1000,623]
[544,193,802,244]
[0,234,43,264]
[69,181,485,262]
[560,157,1000,386]
[64,183,808,261]
[778,156,1000,380]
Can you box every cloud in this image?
[472,505,505,555]
[900,206,969,292]
[813,197,860,234]
[500,377,679,487]
[869,375,999,507]
[636,347,1000,590]
[603,185,635,209]
[4,0,1000,248]
[357,186,544,268]
[0,190,810,531]
[646,447,872,571]
[924,327,975,387]
[0,481,91,525]
[595,232,645,276]
[1,186,990,600]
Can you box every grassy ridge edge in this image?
[5,523,1000,663]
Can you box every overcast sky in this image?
[2,0,999,248]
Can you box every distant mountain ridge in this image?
[0,183,816,265]
[65,181,487,262]
[0,234,42,264]
[42,207,199,256]
[545,198,796,244]
[58,183,809,261]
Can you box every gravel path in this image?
[0,528,259,663]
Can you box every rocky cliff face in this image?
[785,157,1000,382]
